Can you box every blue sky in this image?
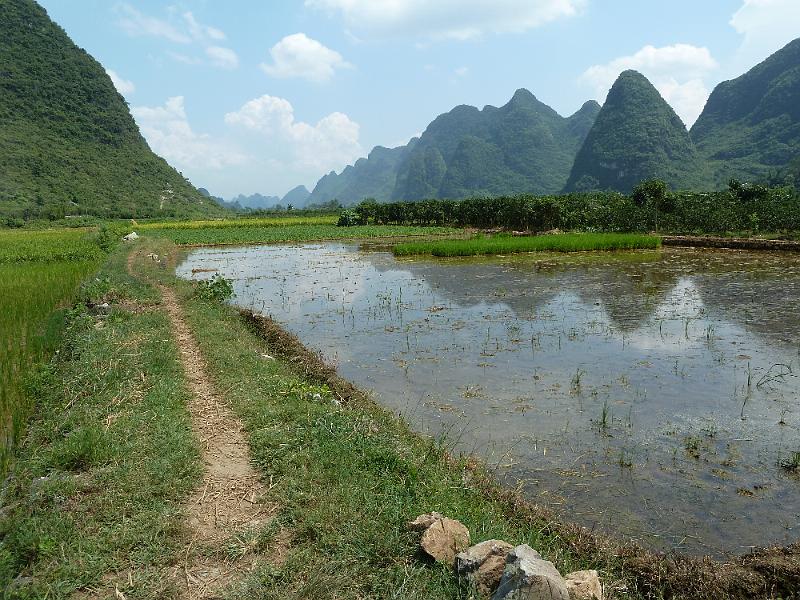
[39,0,800,199]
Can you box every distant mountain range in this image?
[0,0,223,220]
[302,37,800,203]
[198,185,312,212]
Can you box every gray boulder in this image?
[492,544,569,600]
[456,539,514,595]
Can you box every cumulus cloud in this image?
[106,69,135,96]
[730,0,800,67]
[206,46,239,70]
[132,96,246,171]
[580,44,719,126]
[261,33,351,83]
[306,0,586,40]
[224,95,362,172]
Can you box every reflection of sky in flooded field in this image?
[177,244,800,556]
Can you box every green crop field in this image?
[0,228,108,471]
[393,232,662,257]
[138,214,338,230]
[147,223,461,246]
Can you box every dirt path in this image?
[128,248,268,599]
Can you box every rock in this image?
[456,539,514,595]
[122,231,139,241]
[564,570,603,600]
[419,517,470,564]
[407,511,445,531]
[492,544,569,600]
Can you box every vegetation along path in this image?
[129,249,268,598]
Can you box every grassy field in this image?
[393,232,662,257]
[0,247,201,598]
[138,214,338,230]
[0,228,109,472]
[147,223,461,246]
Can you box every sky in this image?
[38,0,800,199]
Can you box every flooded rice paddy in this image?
[177,243,800,556]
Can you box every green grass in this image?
[0,247,200,599]
[0,228,106,263]
[138,215,339,230]
[0,228,114,473]
[148,223,461,246]
[393,232,662,257]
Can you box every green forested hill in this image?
[392,90,599,200]
[303,90,600,205]
[691,37,800,186]
[306,144,413,205]
[0,0,224,220]
[565,70,711,192]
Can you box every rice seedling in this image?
[0,228,107,471]
[393,232,662,257]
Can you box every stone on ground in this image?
[492,544,569,600]
[416,515,470,564]
[565,570,603,600]
[407,511,445,531]
[456,539,514,595]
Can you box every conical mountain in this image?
[281,185,311,207]
[691,38,800,185]
[565,70,711,193]
[0,0,222,219]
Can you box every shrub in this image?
[195,274,234,302]
[337,209,359,227]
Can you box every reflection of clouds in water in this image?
[177,244,800,555]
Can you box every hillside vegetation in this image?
[692,38,800,186]
[0,0,224,221]
[565,71,711,193]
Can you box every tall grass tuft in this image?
[393,232,661,257]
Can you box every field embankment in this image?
[393,233,661,257]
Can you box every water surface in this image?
[177,244,800,556]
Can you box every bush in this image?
[195,274,234,302]
[337,209,359,227]
[350,184,800,234]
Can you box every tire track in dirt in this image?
[128,248,270,599]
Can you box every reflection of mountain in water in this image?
[366,252,677,332]
[365,248,800,343]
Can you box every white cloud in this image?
[206,46,239,70]
[306,0,586,40]
[454,66,469,77]
[182,11,226,42]
[730,0,800,67]
[224,95,362,172]
[117,4,236,70]
[580,44,719,126]
[106,69,135,96]
[261,33,351,83]
[132,96,246,171]
[117,3,190,43]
